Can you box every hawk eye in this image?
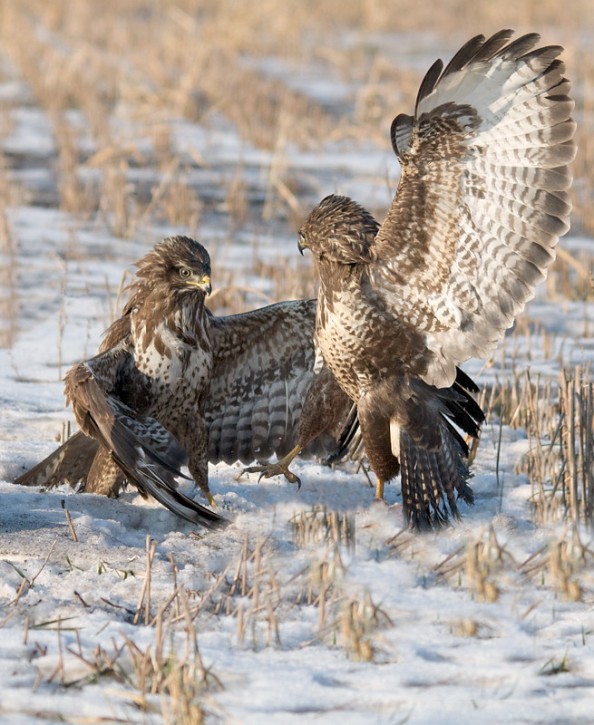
[179,267,191,279]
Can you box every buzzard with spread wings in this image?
[15,237,358,527]
[295,30,575,528]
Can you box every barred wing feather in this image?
[206,299,348,464]
[64,348,226,528]
[371,30,576,387]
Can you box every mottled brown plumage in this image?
[60,236,222,527]
[299,31,576,528]
[15,236,358,524]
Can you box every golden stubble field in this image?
[0,1,593,721]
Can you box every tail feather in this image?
[401,369,482,530]
[400,417,473,529]
[420,451,449,526]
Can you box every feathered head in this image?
[135,236,212,295]
[298,195,379,264]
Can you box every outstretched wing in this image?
[16,300,356,492]
[65,348,227,528]
[370,30,576,387]
[15,310,137,491]
[206,299,354,464]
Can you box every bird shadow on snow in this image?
[1,458,405,540]
[210,459,402,515]
[0,480,194,539]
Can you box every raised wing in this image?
[65,348,227,528]
[371,30,576,387]
[206,299,354,464]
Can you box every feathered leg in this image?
[356,396,401,499]
[171,415,215,506]
[86,445,126,496]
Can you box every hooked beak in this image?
[188,274,212,295]
[201,275,212,295]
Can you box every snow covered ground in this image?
[1,14,594,725]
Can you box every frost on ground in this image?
[1,18,594,725]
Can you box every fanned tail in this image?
[401,370,484,530]
[400,417,474,530]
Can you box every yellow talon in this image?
[241,444,303,487]
[375,479,385,501]
[206,491,217,507]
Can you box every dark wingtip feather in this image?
[454,366,480,394]
[471,29,515,61]
[415,58,444,109]
[442,33,486,77]
[497,32,541,60]
[118,449,229,529]
[390,113,414,158]
[326,403,361,464]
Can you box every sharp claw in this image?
[241,461,301,486]
[242,465,260,476]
